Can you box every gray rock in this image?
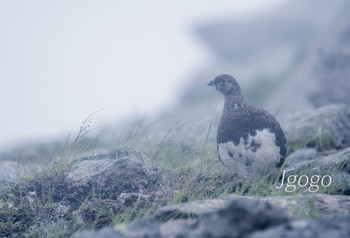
[285,148,350,175]
[224,194,350,219]
[64,148,160,203]
[267,195,350,218]
[155,193,350,237]
[64,148,165,234]
[65,155,154,189]
[159,219,194,238]
[121,217,162,238]
[286,147,350,175]
[157,194,350,224]
[285,104,350,151]
[71,217,162,238]
[283,148,350,195]
[71,227,124,238]
[154,199,226,222]
[249,215,350,238]
[285,148,318,167]
[71,194,350,238]
[176,198,289,238]
[157,194,350,237]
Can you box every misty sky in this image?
[0,0,287,149]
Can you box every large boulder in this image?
[71,194,350,238]
[176,198,288,238]
[225,194,350,219]
[71,217,162,238]
[282,148,350,195]
[250,215,350,238]
[284,104,350,151]
[65,147,159,199]
[64,147,164,228]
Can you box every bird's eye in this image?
[217,79,223,85]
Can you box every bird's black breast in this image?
[217,106,286,165]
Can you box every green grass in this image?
[0,112,346,237]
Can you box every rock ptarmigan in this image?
[208,74,286,178]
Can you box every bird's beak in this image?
[207,81,214,87]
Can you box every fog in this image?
[0,0,287,149]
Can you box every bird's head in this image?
[208,74,242,96]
